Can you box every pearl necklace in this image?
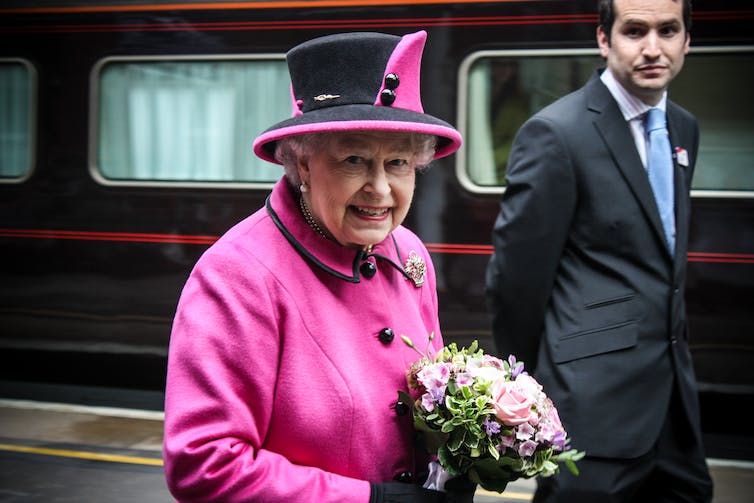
[299,195,328,240]
[298,196,374,254]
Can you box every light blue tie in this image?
[646,107,675,252]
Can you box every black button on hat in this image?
[384,73,400,89]
[380,88,396,106]
[379,327,394,344]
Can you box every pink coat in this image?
[163,178,444,502]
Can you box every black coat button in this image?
[393,471,412,483]
[360,261,376,278]
[394,400,409,416]
[379,327,394,344]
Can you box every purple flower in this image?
[517,439,538,457]
[420,385,447,412]
[515,422,535,441]
[508,354,525,378]
[499,431,515,448]
[421,392,436,412]
[455,371,474,387]
[417,362,451,412]
[551,430,566,451]
[483,417,501,435]
[418,363,451,389]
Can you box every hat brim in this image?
[252,104,462,165]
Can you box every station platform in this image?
[1,398,753,502]
[0,399,168,502]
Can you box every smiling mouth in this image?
[354,206,389,217]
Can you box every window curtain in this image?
[0,62,31,178]
[98,60,290,182]
[466,61,497,186]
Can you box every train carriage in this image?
[1,0,753,456]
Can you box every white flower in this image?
[467,364,506,384]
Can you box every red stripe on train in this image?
[4,11,751,34]
[0,0,596,15]
[1,228,753,263]
[0,228,217,245]
[0,14,598,34]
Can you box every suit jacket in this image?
[484,71,701,458]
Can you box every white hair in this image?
[274,131,437,191]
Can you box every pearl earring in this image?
[300,182,308,193]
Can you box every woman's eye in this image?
[388,159,413,174]
[345,155,364,165]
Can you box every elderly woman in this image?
[163,31,468,503]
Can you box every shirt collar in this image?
[600,67,667,121]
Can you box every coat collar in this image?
[265,178,417,283]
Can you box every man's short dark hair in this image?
[598,0,692,44]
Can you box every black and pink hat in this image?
[252,30,462,164]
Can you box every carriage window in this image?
[94,57,290,184]
[461,50,754,194]
[461,52,601,188]
[673,51,754,193]
[0,60,33,180]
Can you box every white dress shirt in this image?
[600,68,668,169]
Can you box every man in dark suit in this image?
[484,0,713,501]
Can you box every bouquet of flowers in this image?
[399,334,584,493]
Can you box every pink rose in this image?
[491,378,537,426]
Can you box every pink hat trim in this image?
[252,119,462,164]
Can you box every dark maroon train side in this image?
[1,1,753,455]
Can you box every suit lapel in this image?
[667,104,693,263]
[586,77,670,256]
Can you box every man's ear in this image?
[597,25,610,59]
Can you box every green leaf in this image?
[461,386,473,399]
[447,380,458,395]
[468,423,483,438]
[470,457,518,493]
[438,445,462,477]
[441,421,456,433]
[554,449,585,476]
[447,428,466,451]
[487,443,500,460]
[476,396,490,409]
[564,457,580,476]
